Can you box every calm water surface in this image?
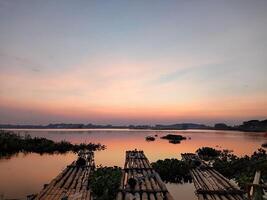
[0,129,266,199]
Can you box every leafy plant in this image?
[151,159,192,183]
[0,130,105,158]
[196,147,221,160]
[90,167,122,200]
[152,147,267,189]
[213,148,267,188]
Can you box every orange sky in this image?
[0,1,267,125]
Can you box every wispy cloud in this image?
[0,52,43,73]
[0,1,267,124]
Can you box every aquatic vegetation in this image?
[196,147,221,160]
[151,159,192,183]
[262,143,267,148]
[90,166,122,200]
[160,134,186,144]
[213,148,267,188]
[153,147,267,189]
[145,136,155,141]
[196,147,267,188]
[0,130,105,158]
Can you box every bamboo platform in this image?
[116,150,174,200]
[35,151,94,200]
[181,153,245,200]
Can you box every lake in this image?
[0,129,266,199]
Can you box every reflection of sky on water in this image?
[0,129,266,199]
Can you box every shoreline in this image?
[1,127,267,133]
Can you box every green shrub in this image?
[196,147,221,160]
[90,167,122,200]
[151,159,192,183]
[0,130,105,158]
[213,148,267,188]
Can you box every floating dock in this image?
[35,151,94,200]
[116,150,174,200]
[181,153,245,200]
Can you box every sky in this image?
[0,0,267,125]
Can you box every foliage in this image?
[213,148,267,188]
[0,130,105,158]
[160,134,186,144]
[153,147,267,189]
[196,147,221,160]
[151,158,192,183]
[145,136,155,141]
[90,166,122,200]
[238,119,267,132]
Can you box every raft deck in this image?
[116,150,174,200]
[35,151,94,200]
[181,153,245,200]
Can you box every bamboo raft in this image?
[35,151,94,200]
[181,153,245,200]
[116,150,174,200]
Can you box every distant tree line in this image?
[0,119,266,131]
[214,119,267,132]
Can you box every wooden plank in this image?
[183,154,245,200]
[35,150,94,200]
[119,150,174,200]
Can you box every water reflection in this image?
[0,129,266,199]
[0,152,76,199]
[0,151,73,160]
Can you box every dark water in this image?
[0,129,266,199]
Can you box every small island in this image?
[161,134,186,144]
[145,136,156,141]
